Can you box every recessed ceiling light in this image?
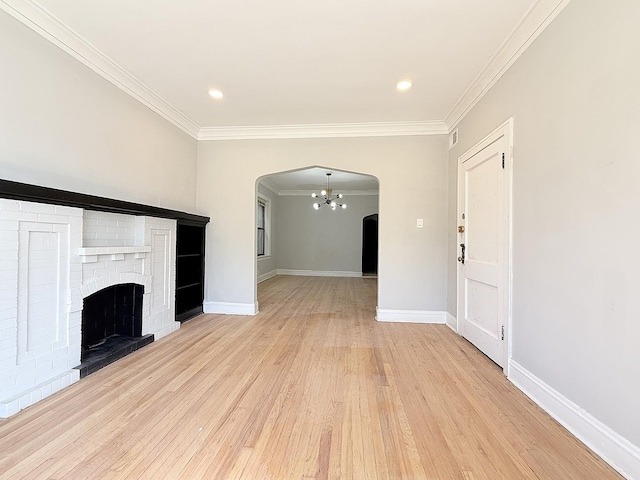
[208,89,224,99]
[396,80,412,91]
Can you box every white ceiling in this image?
[26,0,537,131]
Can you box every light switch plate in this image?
[417,218,423,228]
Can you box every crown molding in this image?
[258,178,281,195]
[278,189,379,197]
[0,0,200,139]
[445,0,572,130]
[2,0,570,141]
[198,121,448,141]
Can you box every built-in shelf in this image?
[176,220,206,322]
[78,246,151,256]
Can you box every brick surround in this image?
[0,200,178,417]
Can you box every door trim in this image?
[457,118,513,374]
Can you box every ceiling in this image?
[14,0,542,135]
[262,168,379,194]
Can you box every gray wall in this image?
[447,0,640,446]
[277,194,379,274]
[197,135,448,311]
[256,182,279,278]
[0,11,198,213]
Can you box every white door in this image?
[457,120,512,370]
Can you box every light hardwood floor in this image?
[0,276,620,479]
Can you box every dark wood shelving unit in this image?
[175,219,206,322]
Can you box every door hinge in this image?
[501,325,505,341]
[502,153,505,169]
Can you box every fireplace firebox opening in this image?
[77,283,153,377]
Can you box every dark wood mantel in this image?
[0,178,209,224]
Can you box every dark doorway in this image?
[78,283,153,378]
[362,214,378,276]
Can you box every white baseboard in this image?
[508,360,640,480]
[446,312,457,332]
[203,301,258,316]
[257,270,277,284]
[376,308,446,324]
[277,269,362,278]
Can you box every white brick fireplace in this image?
[0,199,178,417]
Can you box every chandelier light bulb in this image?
[312,172,346,212]
[342,204,347,209]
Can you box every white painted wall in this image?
[277,194,378,274]
[256,182,278,281]
[197,136,448,313]
[0,200,83,417]
[82,210,138,247]
[447,0,640,451]
[0,11,198,213]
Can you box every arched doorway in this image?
[255,166,380,309]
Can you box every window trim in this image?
[257,194,271,257]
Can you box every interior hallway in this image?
[0,276,620,479]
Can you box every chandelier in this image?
[312,173,346,210]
